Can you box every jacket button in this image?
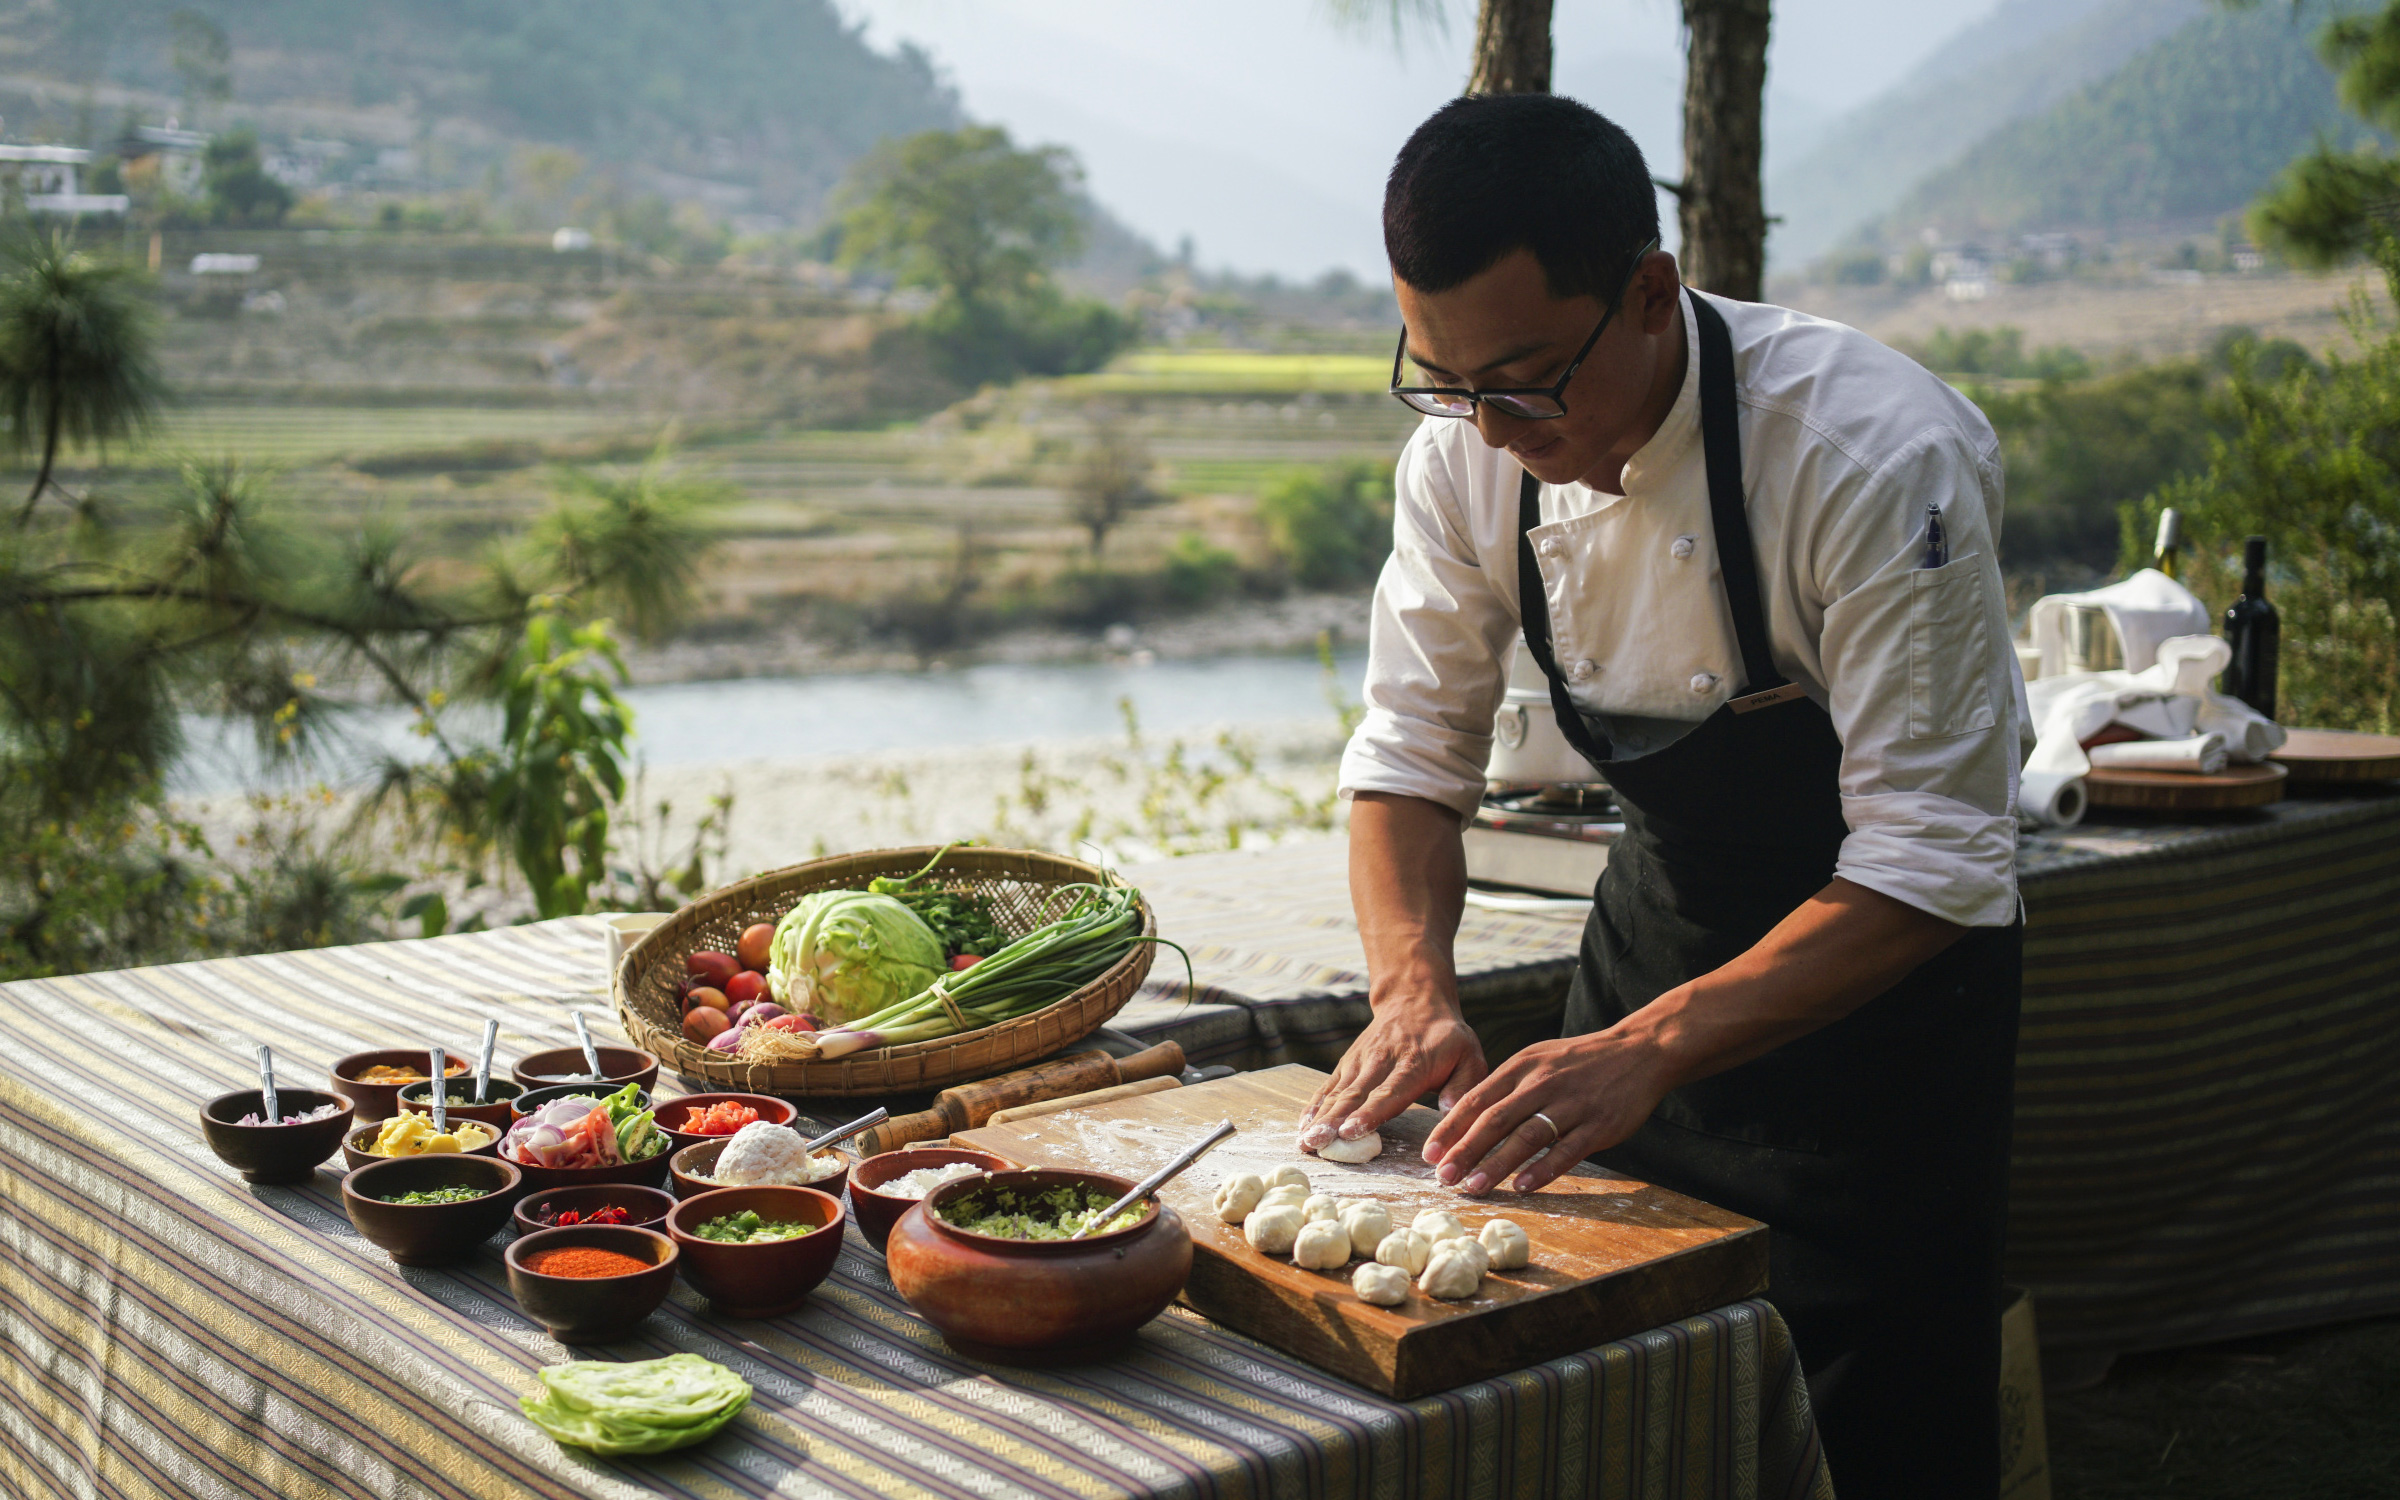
[1671,535,1697,560]
[1690,672,1719,694]
[1568,659,1597,683]
[1538,537,1564,559]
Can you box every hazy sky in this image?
[835,0,2006,281]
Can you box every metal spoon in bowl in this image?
[1072,1118,1236,1240]
[801,1106,888,1156]
[256,1044,278,1125]
[428,1046,448,1135]
[571,1009,605,1081]
[472,1019,499,1103]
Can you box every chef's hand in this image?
[1300,995,1487,1151]
[1420,1027,1675,1196]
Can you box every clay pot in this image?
[848,1147,1017,1253]
[506,1226,678,1343]
[666,1185,845,1319]
[342,1155,522,1266]
[885,1169,1192,1364]
[200,1089,355,1184]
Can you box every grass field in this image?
[1059,349,1392,396]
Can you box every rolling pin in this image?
[985,1074,1181,1125]
[854,1040,1186,1154]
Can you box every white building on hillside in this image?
[0,145,129,216]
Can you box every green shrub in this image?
[1257,462,1394,589]
[1977,362,2227,568]
[1163,533,1240,604]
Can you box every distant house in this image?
[0,145,130,216]
[118,125,209,198]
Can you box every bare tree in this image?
[1676,0,1772,300]
[1065,414,1162,556]
[1466,0,1552,94]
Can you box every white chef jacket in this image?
[1338,290,2030,928]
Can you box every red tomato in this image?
[736,923,775,972]
[950,954,982,971]
[723,970,766,1006]
[685,951,741,987]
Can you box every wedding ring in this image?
[1531,1110,1561,1143]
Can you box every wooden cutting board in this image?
[2272,728,2400,783]
[2084,761,2288,810]
[954,1064,1767,1398]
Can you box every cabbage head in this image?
[766,890,945,1026]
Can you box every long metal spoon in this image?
[256,1044,278,1125]
[473,1019,499,1103]
[428,1046,448,1135]
[802,1106,888,1155]
[1073,1118,1236,1240]
[571,1009,604,1081]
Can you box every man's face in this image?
[1393,246,1682,488]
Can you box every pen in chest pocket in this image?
[1919,502,1947,569]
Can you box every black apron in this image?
[1516,291,2023,1500]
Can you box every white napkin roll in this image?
[2019,770,2086,828]
[2087,733,2229,775]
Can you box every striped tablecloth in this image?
[1115,792,2400,1363]
[0,918,1831,1500]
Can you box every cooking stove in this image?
[1463,784,1621,897]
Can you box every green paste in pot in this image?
[935,1184,1146,1240]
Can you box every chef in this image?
[1302,95,2029,1499]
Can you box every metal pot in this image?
[1488,642,1600,785]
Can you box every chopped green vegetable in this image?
[869,845,1011,958]
[519,1353,750,1455]
[694,1208,816,1244]
[936,1184,1146,1241]
[597,1082,664,1161]
[378,1185,491,1205]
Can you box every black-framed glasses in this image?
[1388,237,1659,420]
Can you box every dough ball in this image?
[1259,1184,1310,1211]
[1352,1262,1411,1306]
[1339,1201,1393,1258]
[1432,1234,1491,1279]
[1244,1201,1305,1255]
[1374,1227,1432,1276]
[1315,1129,1384,1164]
[1479,1218,1531,1270]
[1412,1209,1467,1244]
[1292,1217,1351,1271]
[1212,1172,1266,1224]
[1264,1164,1312,1191]
[1419,1243,1484,1300]
[1300,1193,1340,1223]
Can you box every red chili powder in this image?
[526,1246,650,1278]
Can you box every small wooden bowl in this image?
[331,1050,468,1124]
[651,1092,797,1155]
[395,1077,523,1133]
[511,1046,659,1095]
[666,1185,845,1318]
[512,1183,678,1239]
[506,1225,678,1343]
[503,1148,674,1196]
[848,1147,1017,1252]
[341,1114,503,1172]
[670,1136,849,1202]
[200,1089,355,1185]
[342,1155,522,1265]
[887,1168,1191,1364]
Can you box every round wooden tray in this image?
[613,847,1154,1098]
[2270,728,2400,783]
[2084,761,2288,811]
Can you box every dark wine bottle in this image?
[2222,535,2279,720]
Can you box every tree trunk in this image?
[1466,0,1552,94]
[1679,0,1772,301]
[15,393,61,528]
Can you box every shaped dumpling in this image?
[1245,1201,1305,1255]
[1374,1226,1432,1276]
[1352,1262,1410,1306]
[1419,1242,1483,1300]
[1300,1193,1341,1223]
[1292,1217,1351,1270]
[1259,1183,1310,1212]
[1432,1234,1491,1279]
[1479,1217,1531,1270]
[1212,1172,1266,1224]
[1264,1164,1312,1191]
[1339,1200,1392,1258]
[1412,1209,1467,1244]
[1316,1129,1384,1164]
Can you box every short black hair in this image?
[1384,94,1658,301]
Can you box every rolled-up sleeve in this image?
[1816,427,2023,927]
[1337,428,1518,821]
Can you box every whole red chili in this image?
[552,1209,583,1226]
[525,1246,649,1279]
[590,1206,629,1225]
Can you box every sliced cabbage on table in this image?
[519,1353,750,1454]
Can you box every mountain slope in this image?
[1882,5,2375,239]
[1767,0,2202,264]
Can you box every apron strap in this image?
[1688,292,1803,713]
[1514,289,1802,766]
